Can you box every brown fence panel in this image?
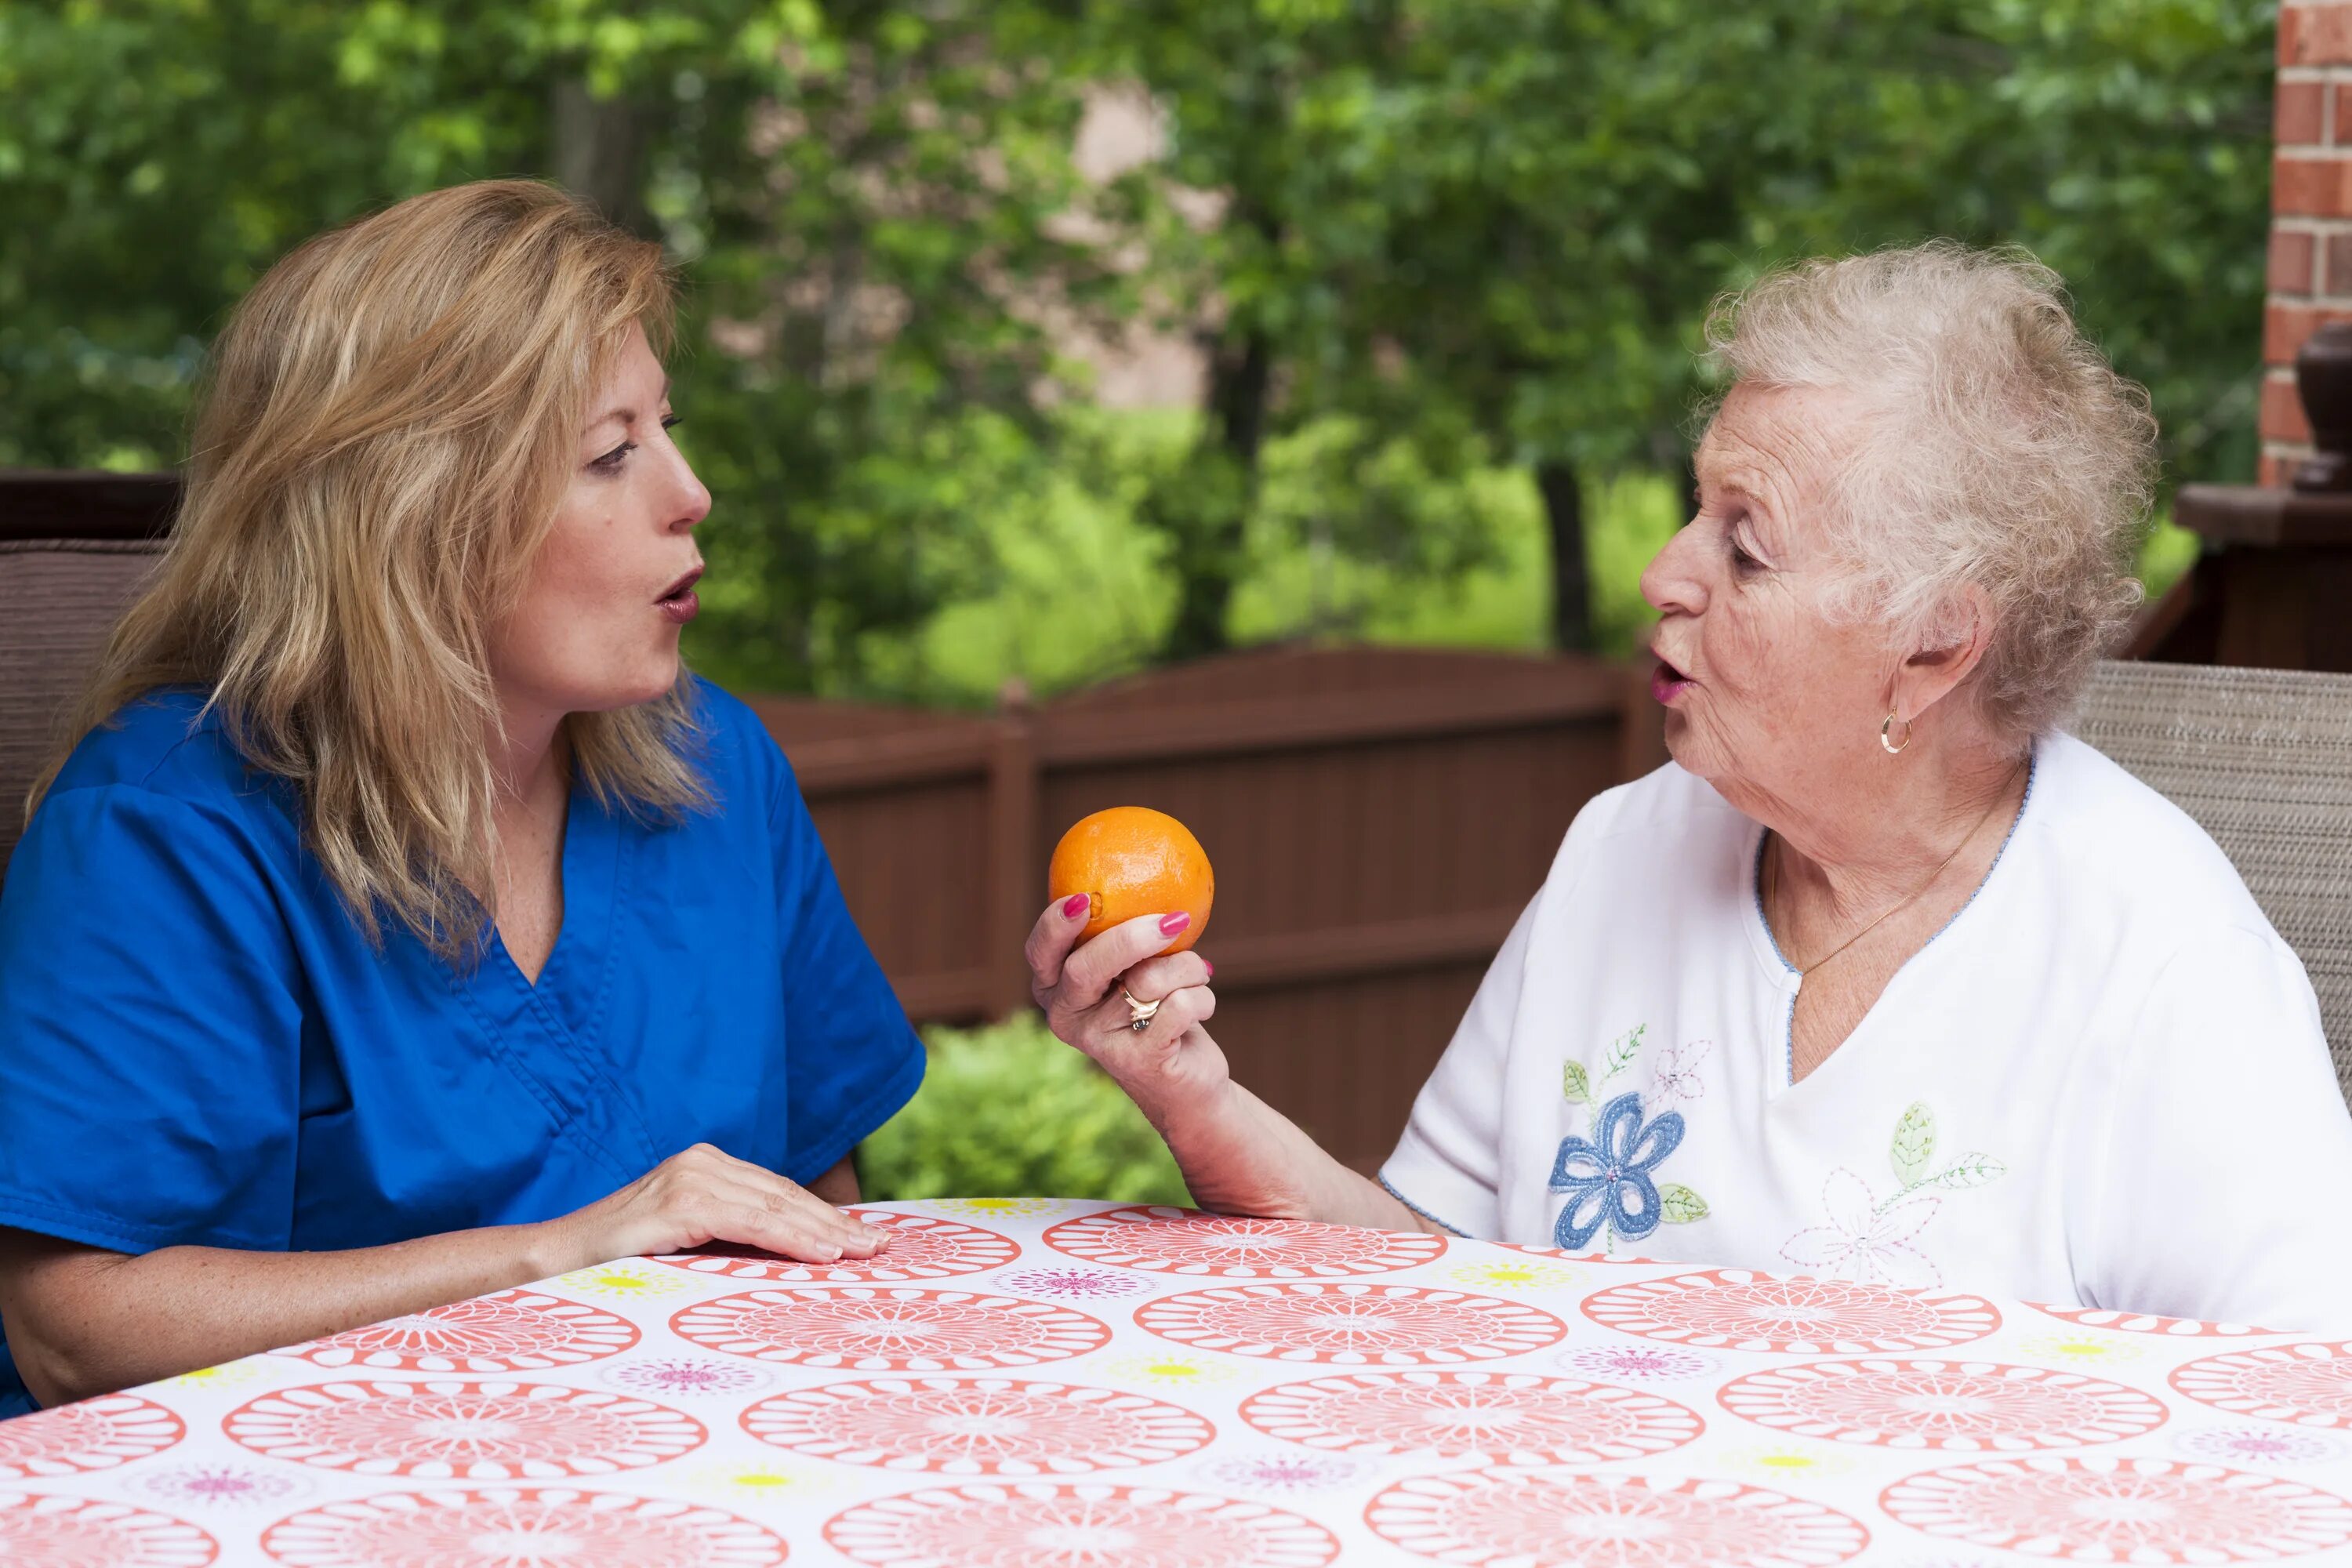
[757,644,1666,1178]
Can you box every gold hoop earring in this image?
[1881,711,1913,755]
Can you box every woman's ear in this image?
[1890,583,1995,728]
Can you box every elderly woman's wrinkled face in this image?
[1639,383,1898,813]
[488,325,711,727]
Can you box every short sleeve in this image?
[764,752,925,1186]
[1376,891,1542,1239]
[0,787,303,1254]
[2074,925,2352,1333]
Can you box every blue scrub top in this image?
[0,677,924,1417]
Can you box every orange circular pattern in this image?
[1716,1359,2168,1451]
[671,1288,1112,1372]
[1240,1371,1704,1463]
[1042,1207,1446,1279]
[259,1486,787,1567]
[223,1381,706,1479]
[1135,1283,1566,1366]
[742,1377,1216,1475]
[0,1396,184,1481]
[274,1290,639,1374]
[1581,1271,2001,1354]
[1047,808,1213,955]
[0,1491,216,1568]
[654,1210,1021,1285]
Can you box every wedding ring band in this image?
[1122,987,1162,1033]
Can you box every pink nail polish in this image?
[1063,893,1092,920]
[1159,912,1191,937]
[1203,958,1214,978]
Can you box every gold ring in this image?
[1122,987,1163,1033]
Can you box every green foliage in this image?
[858,1012,1192,1206]
[0,0,1120,696]
[0,0,2274,691]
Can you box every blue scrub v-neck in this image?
[0,678,925,1419]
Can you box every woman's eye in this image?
[661,414,681,432]
[590,440,636,474]
[1728,535,1764,575]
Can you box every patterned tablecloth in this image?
[5,1199,2352,1566]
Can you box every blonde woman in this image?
[0,182,922,1417]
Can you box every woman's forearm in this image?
[1,1151,869,1409]
[1151,1078,1439,1235]
[0,1218,568,1409]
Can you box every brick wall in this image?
[2267,2,2352,483]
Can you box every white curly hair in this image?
[1703,241,2161,744]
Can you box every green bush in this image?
[858,1013,1192,1207]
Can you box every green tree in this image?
[1089,0,2271,653]
[0,0,1123,694]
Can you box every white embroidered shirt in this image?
[1379,733,2352,1333]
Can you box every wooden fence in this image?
[757,644,1668,1174]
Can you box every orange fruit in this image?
[1047,806,1214,956]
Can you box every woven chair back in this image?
[2071,659,2352,1108]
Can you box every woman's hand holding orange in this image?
[1027,897,1225,1123]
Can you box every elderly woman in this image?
[1031,243,2352,1330]
[0,181,922,1417]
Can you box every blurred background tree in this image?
[2,0,2270,688]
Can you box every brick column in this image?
[2265,2,2352,484]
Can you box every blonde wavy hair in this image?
[32,179,711,958]
[1704,241,2161,744]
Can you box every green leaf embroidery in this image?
[1926,1153,2008,1190]
[1599,1025,1646,1083]
[1659,1184,1709,1223]
[1891,1102,1936,1186]
[1562,1061,1592,1105]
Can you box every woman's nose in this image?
[669,458,711,533]
[1639,524,1708,618]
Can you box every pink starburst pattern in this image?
[2176,1427,2347,1467]
[258,1486,788,1567]
[670,1287,1112,1371]
[1718,1359,2168,1451]
[1135,1283,1566,1366]
[2031,1301,2276,1337]
[1241,1370,1703,1463]
[223,1381,705,1479]
[0,1491,218,1568]
[274,1290,637,1373]
[0,1393,183,1479]
[1559,1345,1719,1382]
[1195,1451,1370,1494]
[2172,1342,2352,1429]
[742,1377,1216,1475]
[996,1267,1155,1300]
[1878,1456,2352,1563]
[125,1466,309,1512]
[1041,1207,1446,1278]
[654,1209,1019,1283]
[1366,1468,1871,1566]
[597,1358,774,1399]
[1583,1270,2000,1354]
[822,1481,1341,1567]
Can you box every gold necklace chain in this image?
[1766,758,2027,980]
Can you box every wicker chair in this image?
[2071,659,2352,1108]
[0,473,172,881]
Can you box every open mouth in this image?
[657,565,704,623]
[1650,653,1693,704]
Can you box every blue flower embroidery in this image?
[1548,1091,1686,1250]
